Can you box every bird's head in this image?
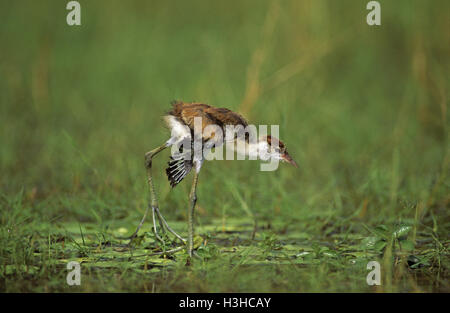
[259,135,298,167]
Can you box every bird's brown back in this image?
[167,100,249,137]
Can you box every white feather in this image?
[164,115,191,145]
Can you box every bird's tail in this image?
[165,150,193,188]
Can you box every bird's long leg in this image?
[151,205,165,243]
[187,169,199,257]
[128,143,168,244]
[129,141,186,248]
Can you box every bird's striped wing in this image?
[165,139,193,188]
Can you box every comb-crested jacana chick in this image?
[130,101,297,258]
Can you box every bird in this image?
[129,100,297,258]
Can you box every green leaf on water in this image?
[393,225,412,239]
[374,225,389,239]
[361,236,379,249]
[374,240,387,251]
[323,250,338,258]
[400,239,415,251]
[362,224,388,239]
[193,235,203,249]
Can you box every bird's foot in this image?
[185,235,205,265]
[152,223,186,246]
[154,207,186,243]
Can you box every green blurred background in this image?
[0,0,448,292]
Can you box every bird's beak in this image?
[282,152,298,168]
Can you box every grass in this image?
[0,0,448,292]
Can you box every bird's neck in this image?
[233,139,269,160]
